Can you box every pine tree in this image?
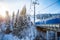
[11,11,15,31]
[13,6,30,37]
[0,15,2,32]
[14,10,19,28]
[13,9,20,35]
[12,6,37,40]
[12,12,15,26]
[5,11,11,34]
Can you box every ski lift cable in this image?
[39,0,59,11]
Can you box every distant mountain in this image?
[36,14,60,19]
[35,14,60,24]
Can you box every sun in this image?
[0,3,8,18]
[0,8,6,18]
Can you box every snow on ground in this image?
[0,33,20,40]
[0,25,37,40]
[0,32,4,40]
[0,18,38,40]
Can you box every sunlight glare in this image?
[0,3,8,18]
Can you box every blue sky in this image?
[0,0,60,16]
[37,0,60,14]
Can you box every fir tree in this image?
[5,11,11,34]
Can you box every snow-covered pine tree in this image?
[12,9,20,35]
[12,12,15,26]
[5,11,12,34]
[11,11,15,31]
[13,5,37,40]
[13,6,28,36]
[0,15,2,32]
[12,6,27,35]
